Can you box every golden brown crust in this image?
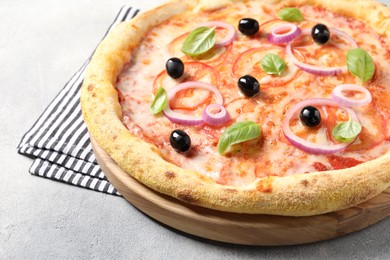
[81,0,390,216]
[281,0,390,38]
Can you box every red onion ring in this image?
[202,104,229,126]
[267,23,302,44]
[163,81,224,126]
[286,28,358,76]
[331,84,372,107]
[282,98,359,154]
[329,28,359,49]
[199,21,236,47]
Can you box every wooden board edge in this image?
[91,137,390,245]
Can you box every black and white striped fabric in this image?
[17,6,139,195]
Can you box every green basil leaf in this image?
[278,8,304,22]
[181,26,216,57]
[332,116,362,143]
[150,87,167,114]
[346,48,375,83]
[260,53,286,76]
[218,121,261,155]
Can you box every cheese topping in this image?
[116,2,390,186]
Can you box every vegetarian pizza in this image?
[81,0,390,216]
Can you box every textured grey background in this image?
[1,0,390,259]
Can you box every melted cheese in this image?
[117,2,390,186]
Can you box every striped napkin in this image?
[17,6,139,195]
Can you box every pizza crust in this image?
[283,0,390,38]
[81,0,390,216]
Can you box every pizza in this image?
[81,0,390,216]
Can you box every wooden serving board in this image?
[91,138,390,246]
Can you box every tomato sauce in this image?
[116,2,390,186]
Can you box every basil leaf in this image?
[218,121,261,154]
[260,53,286,76]
[346,48,375,83]
[278,8,304,22]
[150,87,167,114]
[181,26,216,57]
[332,116,362,143]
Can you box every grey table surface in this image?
[1,0,390,259]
